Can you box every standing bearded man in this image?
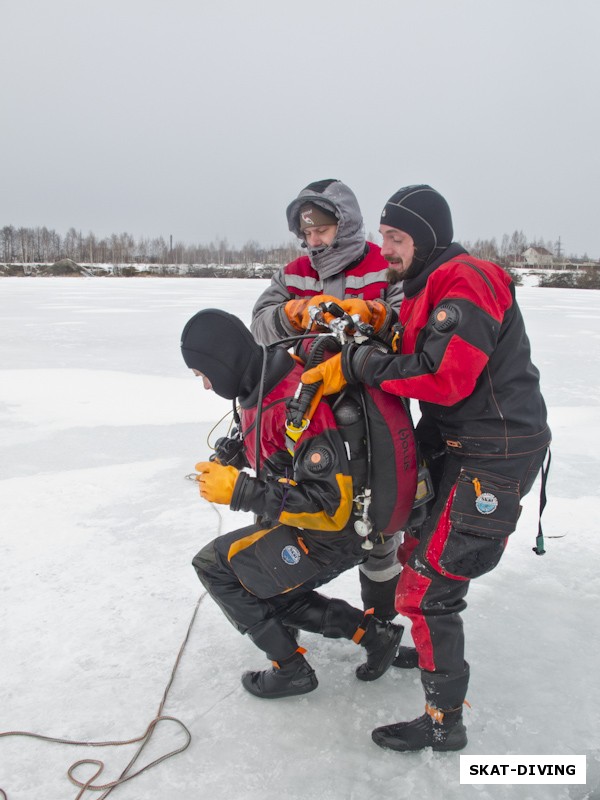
[301,184,551,752]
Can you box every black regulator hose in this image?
[286,335,341,428]
[253,344,268,480]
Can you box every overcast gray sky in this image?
[2,0,599,257]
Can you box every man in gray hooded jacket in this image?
[251,178,403,343]
[250,178,406,623]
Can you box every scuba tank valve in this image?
[354,488,374,550]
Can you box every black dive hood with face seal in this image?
[180,309,265,401]
[180,309,293,404]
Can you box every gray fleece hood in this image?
[286,179,366,279]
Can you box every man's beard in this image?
[386,262,406,284]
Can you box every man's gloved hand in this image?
[334,299,392,333]
[195,461,240,504]
[338,298,372,323]
[301,351,347,396]
[284,294,339,331]
[365,300,392,333]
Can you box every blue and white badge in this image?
[475,492,499,515]
[281,545,301,565]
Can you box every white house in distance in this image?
[522,246,554,266]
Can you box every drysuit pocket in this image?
[228,524,321,599]
[430,468,522,580]
[450,468,521,540]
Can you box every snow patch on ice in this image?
[0,368,230,430]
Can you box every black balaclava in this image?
[180,309,264,400]
[380,185,453,277]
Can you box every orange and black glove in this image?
[301,351,347,396]
[194,461,240,505]
[365,300,392,333]
[284,294,340,332]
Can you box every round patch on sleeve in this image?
[303,446,332,473]
[430,303,461,332]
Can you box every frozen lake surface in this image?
[1,278,599,799]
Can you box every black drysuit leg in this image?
[280,592,366,640]
[192,537,298,661]
[396,447,548,709]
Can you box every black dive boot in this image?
[355,613,404,682]
[373,664,470,751]
[371,704,467,752]
[241,617,318,699]
[241,651,318,699]
[392,645,419,669]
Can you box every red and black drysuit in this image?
[192,348,378,663]
[343,243,551,709]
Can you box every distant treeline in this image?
[2,223,599,287]
[1,223,580,267]
[0,225,302,266]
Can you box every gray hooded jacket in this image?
[251,179,403,344]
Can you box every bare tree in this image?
[509,230,527,257]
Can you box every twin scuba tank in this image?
[292,332,422,541]
[329,385,419,540]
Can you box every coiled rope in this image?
[0,499,222,799]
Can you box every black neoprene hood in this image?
[380,185,453,267]
[180,309,263,400]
